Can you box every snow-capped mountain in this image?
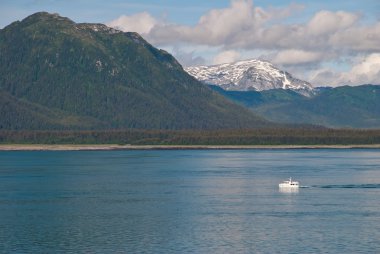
[185,59,315,96]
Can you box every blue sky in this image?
[1,0,380,86]
[1,0,378,27]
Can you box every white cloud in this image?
[171,48,206,67]
[271,50,324,65]
[130,0,270,46]
[213,50,241,65]
[107,0,380,55]
[107,12,157,34]
[309,69,344,86]
[311,54,380,86]
[329,22,380,51]
[107,0,380,86]
[266,3,305,20]
[307,10,359,36]
[342,53,380,85]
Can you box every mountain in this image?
[185,59,315,97]
[0,12,270,130]
[211,84,380,128]
[0,90,105,130]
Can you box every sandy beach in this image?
[1,144,380,151]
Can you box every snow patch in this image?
[95,60,103,71]
[185,59,315,96]
[76,23,122,34]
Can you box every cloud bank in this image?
[213,50,241,65]
[311,54,380,86]
[108,0,380,86]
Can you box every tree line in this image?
[1,128,380,145]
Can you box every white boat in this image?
[279,177,299,188]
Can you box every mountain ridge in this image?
[185,59,315,97]
[0,12,270,130]
[211,84,380,128]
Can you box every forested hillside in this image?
[0,12,269,130]
[211,85,380,128]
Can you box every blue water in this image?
[1,149,380,253]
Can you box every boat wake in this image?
[313,184,380,189]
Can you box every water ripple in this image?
[315,184,380,189]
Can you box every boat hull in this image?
[279,183,299,188]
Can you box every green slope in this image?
[0,90,104,130]
[212,85,380,128]
[0,12,269,130]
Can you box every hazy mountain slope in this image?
[209,85,304,108]
[212,85,380,128]
[0,12,269,130]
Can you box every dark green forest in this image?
[0,12,267,130]
[2,128,380,145]
[2,12,380,146]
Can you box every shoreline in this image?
[1,144,380,151]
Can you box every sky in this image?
[1,0,380,86]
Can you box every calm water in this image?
[1,149,380,253]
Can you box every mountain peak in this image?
[0,12,268,130]
[76,23,122,34]
[22,12,74,24]
[185,59,315,97]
